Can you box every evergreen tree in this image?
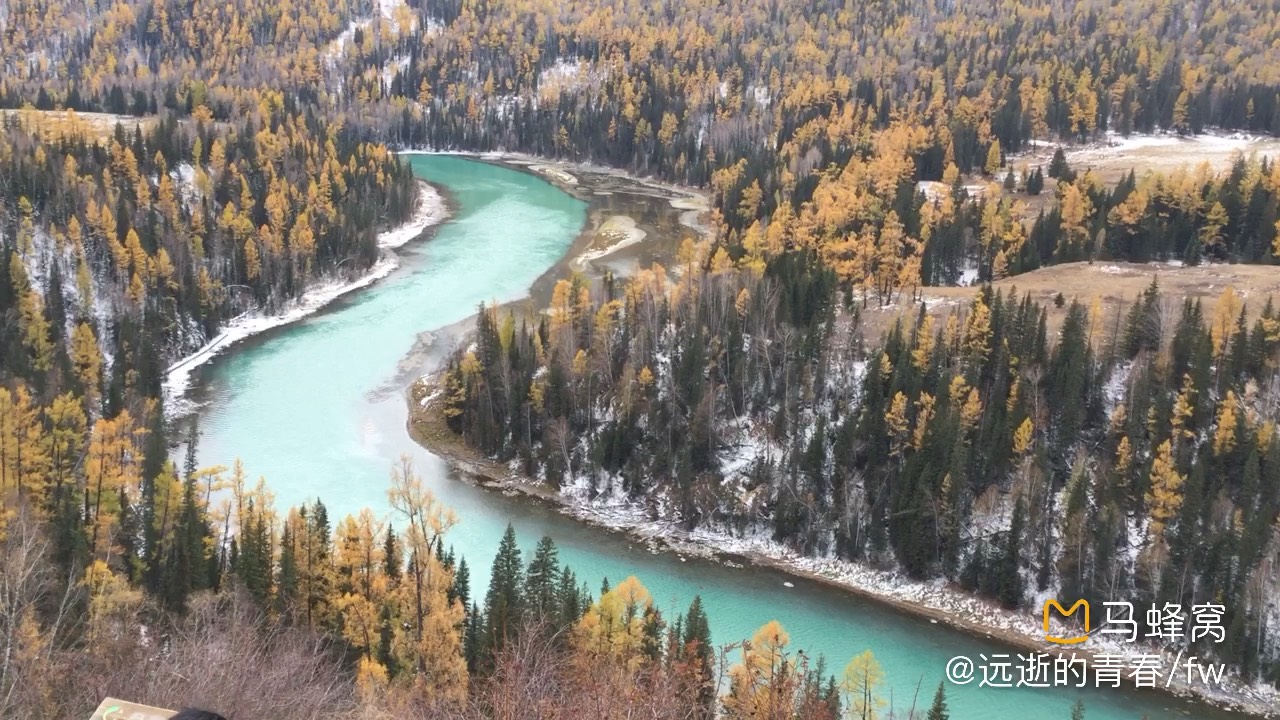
[998,497,1026,608]
[277,523,298,619]
[525,535,561,623]
[483,524,525,657]
[1026,167,1045,195]
[464,601,483,673]
[683,595,716,715]
[1048,148,1072,180]
[384,527,402,580]
[556,566,586,633]
[926,682,950,720]
[452,556,471,609]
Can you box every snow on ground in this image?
[163,181,446,410]
[23,228,55,298]
[324,0,416,66]
[535,58,610,103]
[377,180,447,249]
[540,485,1280,717]
[382,54,411,88]
[171,163,202,210]
[538,58,586,93]
[915,180,949,202]
[1102,361,1132,412]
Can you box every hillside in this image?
[424,247,1280,701]
[6,0,1280,717]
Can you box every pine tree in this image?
[1048,148,1072,180]
[464,601,483,672]
[642,605,666,661]
[277,522,298,619]
[998,497,1026,608]
[1026,167,1045,195]
[683,595,716,714]
[556,566,586,632]
[926,682,949,720]
[484,523,525,657]
[383,527,402,581]
[525,535,561,623]
[452,556,471,609]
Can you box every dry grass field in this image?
[0,108,155,140]
[860,261,1280,340]
[1016,133,1280,186]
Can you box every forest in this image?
[3,442,957,719]
[436,237,1280,685]
[2,0,1280,716]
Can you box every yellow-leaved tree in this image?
[1145,440,1184,538]
[387,456,466,704]
[842,649,886,720]
[724,620,797,720]
[574,575,656,667]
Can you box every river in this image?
[182,154,1241,720]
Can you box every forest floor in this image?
[858,261,1280,339]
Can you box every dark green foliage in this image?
[525,535,561,623]
[926,682,949,720]
[482,524,525,658]
[1026,167,1045,195]
[1048,148,1073,180]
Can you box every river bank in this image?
[399,150,713,303]
[163,179,449,410]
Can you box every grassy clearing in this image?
[1,108,155,140]
[859,261,1280,339]
[1016,133,1280,186]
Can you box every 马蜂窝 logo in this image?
[1043,599,1089,644]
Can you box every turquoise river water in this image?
[186,155,1241,719]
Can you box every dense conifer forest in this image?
[438,243,1280,685]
